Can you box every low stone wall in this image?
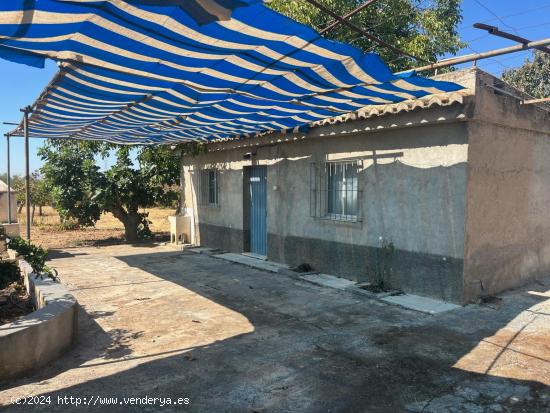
[0,256,78,381]
[2,223,21,238]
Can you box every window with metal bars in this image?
[199,169,219,207]
[310,161,361,222]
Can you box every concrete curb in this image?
[211,252,291,273]
[209,251,461,315]
[0,254,78,381]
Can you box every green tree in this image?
[502,51,550,99]
[268,0,464,72]
[38,140,183,242]
[9,175,26,213]
[8,173,52,220]
[32,173,53,217]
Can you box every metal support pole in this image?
[398,37,550,74]
[473,23,550,55]
[5,134,12,224]
[21,107,31,240]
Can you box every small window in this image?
[310,161,361,222]
[199,169,219,207]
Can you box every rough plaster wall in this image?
[184,121,468,262]
[264,128,469,303]
[0,193,17,223]
[182,155,246,247]
[364,161,466,258]
[463,82,550,301]
[182,149,284,231]
[267,124,468,260]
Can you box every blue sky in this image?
[0,0,549,176]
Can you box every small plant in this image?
[7,237,59,282]
[372,237,395,292]
[56,219,80,231]
[136,212,153,241]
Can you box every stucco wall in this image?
[183,103,469,302]
[182,149,249,252]
[0,192,17,223]
[463,74,550,301]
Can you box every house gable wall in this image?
[463,72,550,301]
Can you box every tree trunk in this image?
[39,205,43,216]
[111,204,140,243]
[18,203,23,214]
[123,213,140,243]
[31,204,36,223]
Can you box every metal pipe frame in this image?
[10,37,550,138]
[400,37,550,73]
[319,0,378,35]
[473,23,550,55]
[302,0,427,62]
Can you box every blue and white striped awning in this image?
[0,0,464,144]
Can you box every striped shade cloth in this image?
[0,0,463,144]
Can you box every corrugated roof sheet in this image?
[312,90,471,127]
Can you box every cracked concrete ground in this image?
[0,244,549,412]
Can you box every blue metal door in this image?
[249,166,267,256]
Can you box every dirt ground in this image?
[0,244,548,412]
[0,279,33,325]
[16,206,175,249]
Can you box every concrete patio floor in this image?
[0,244,549,412]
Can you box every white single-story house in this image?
[179,68,550,304]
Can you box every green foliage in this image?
[136,212,153,240]
[0,261,20,290]
[56,219,80,231]
[38,140,103,227]
[502,51,550,99]
[9,173,53,211]
[32,173,53,210]
[38,140,190,241]
[269,0,464,72]
[7,237,58,282]
[9,175,27,206]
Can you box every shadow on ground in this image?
[0,246,548,412]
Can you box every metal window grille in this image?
[310,161,361,222]
[199,169,219,207]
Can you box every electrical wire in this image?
[472,0,521,34]
[460,1,550,29]
[463,20,550,44]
